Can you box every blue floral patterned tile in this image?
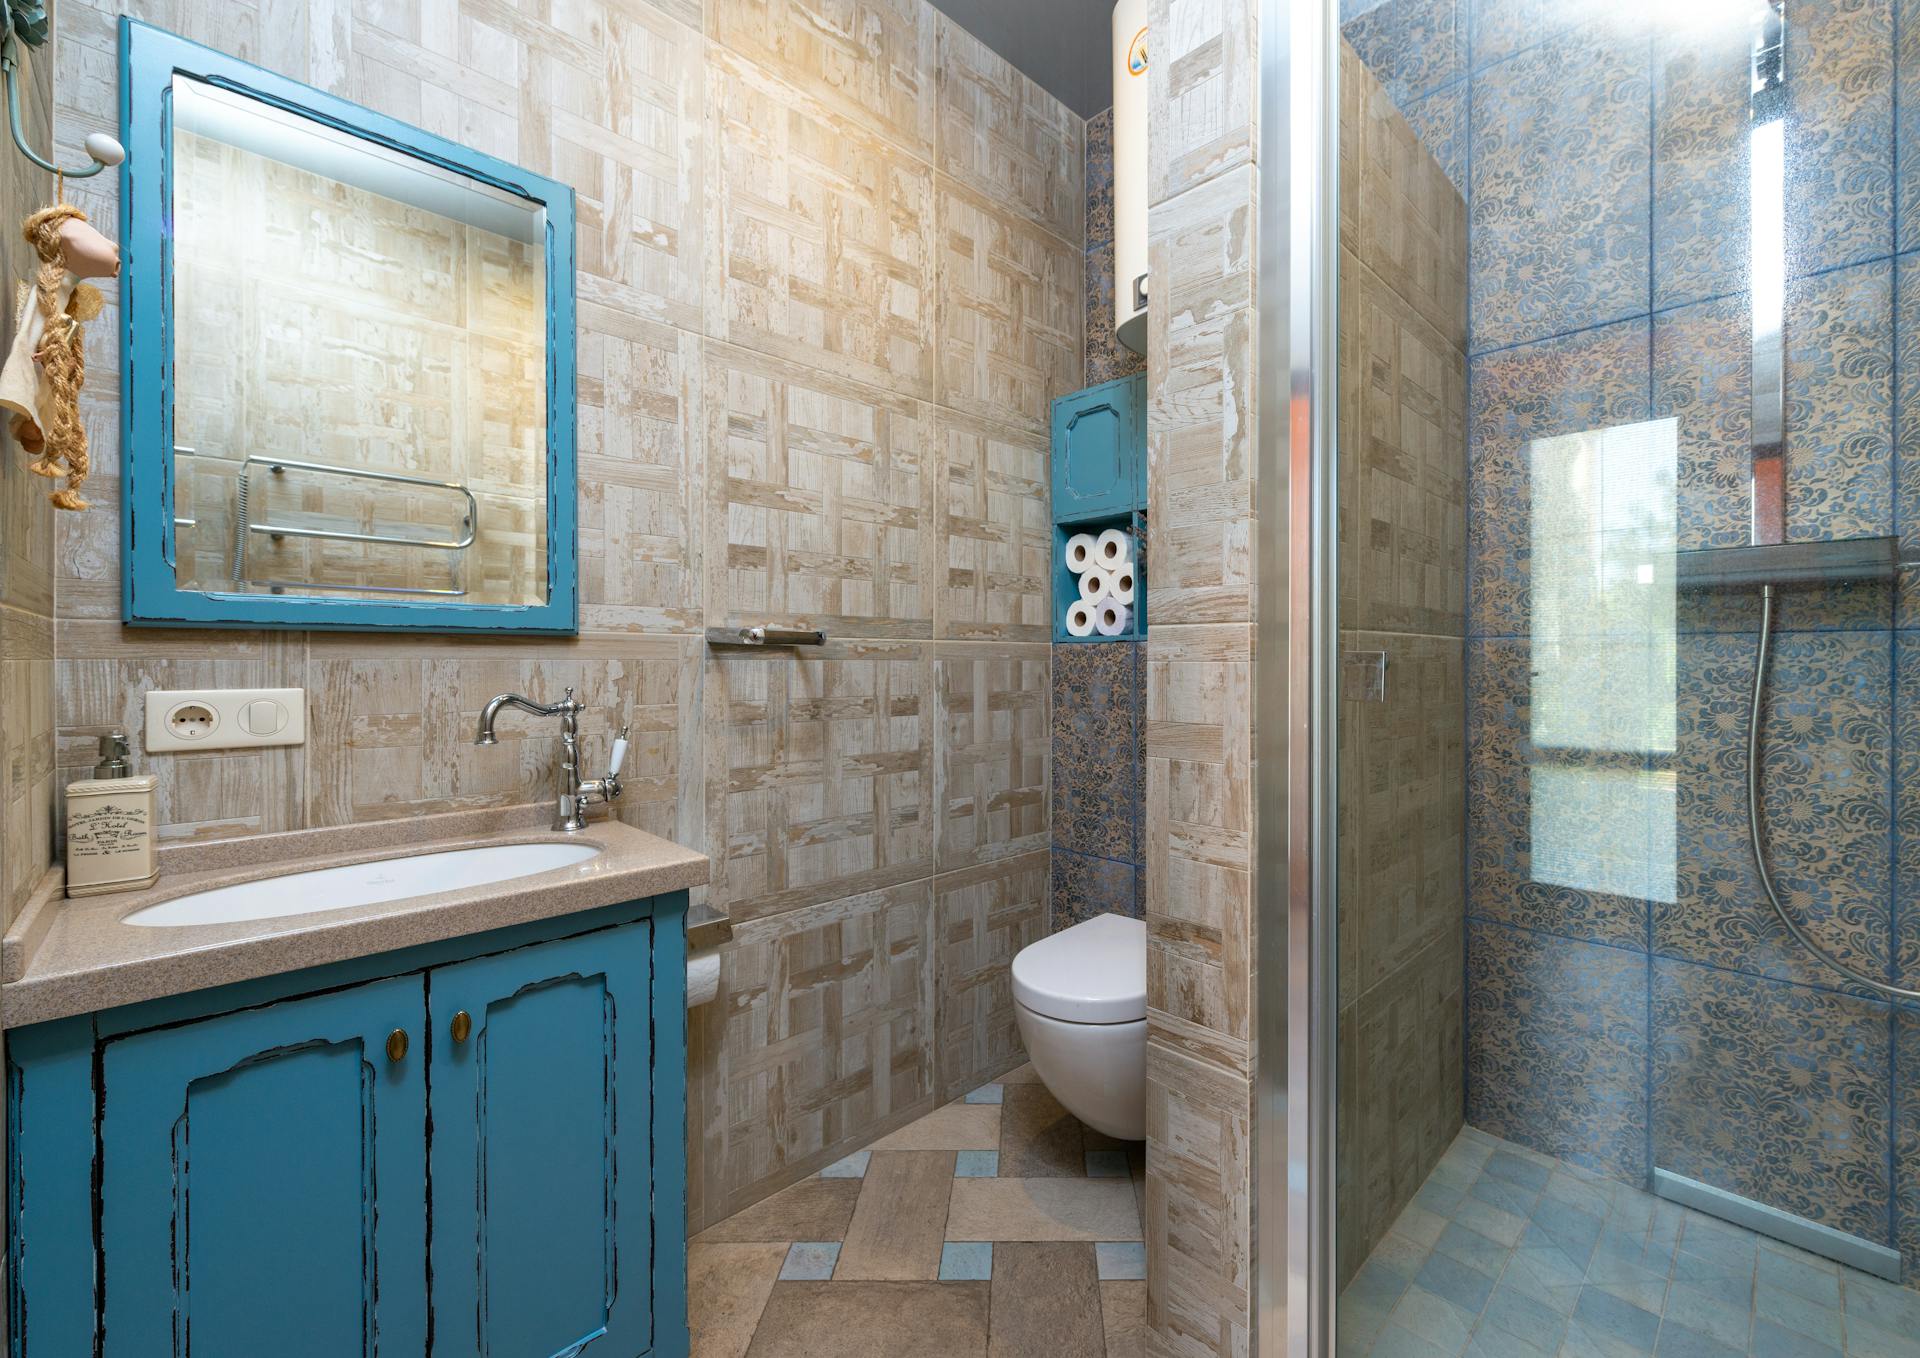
[1465,920,1650,1183]
[1784,0,1894,279]
[1652,959,1891,1246]
[1467,22,1650,353]
[1654,630,1892,991]
[1896,1007,1920,1285]
[1343,0,1466,107]
[1052,641,1140,860]
[1900,0,1920,254]
[1895,635,1920,989]
[1084,243,1146,388]
[1050,848,1138,929]
[1467,319,1652,639]
[1468,0,1578,72]
[1651,21,1752,311]
[1402,80,1466,196]
[1467,637,1659,950]
[1652,295,1753,555]
[1085,107,1115,250]
[1893,257,1920,629]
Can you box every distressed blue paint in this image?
[100,975,430,1357]
[7,1018,96,1358]
[1051,374,1146,523]
[118,18,579,635]
[650,902,690,1358]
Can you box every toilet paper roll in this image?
[1064,533,1098,574]
[1096,600,1131,636]
[1096,528,1134,569]
[1108,565,1136,606]
[1066,600,1097,637]
[1078,568,1110,603]
[686,949,721,1008]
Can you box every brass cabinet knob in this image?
[450,1010,472,1044]
[385,1028,408,1063]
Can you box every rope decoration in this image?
[17,202,102,510]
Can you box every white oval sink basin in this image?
[124,842,604,927]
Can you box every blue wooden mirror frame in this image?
[118,18,579,634]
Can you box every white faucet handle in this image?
[608,729,629,777]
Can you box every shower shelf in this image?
[1672,535,1898,589]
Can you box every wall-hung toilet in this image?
[1011,913,1147,1141]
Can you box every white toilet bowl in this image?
[1011,913,1147,1141]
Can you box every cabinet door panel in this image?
[100,976,429,1358]
[1051,376,1145,520]
[430,924,653,1358]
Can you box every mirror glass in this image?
[168,75,550,606]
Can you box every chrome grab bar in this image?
[704,625,827,647]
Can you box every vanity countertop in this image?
[3,805,716,1028]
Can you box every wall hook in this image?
[0,16,122,181]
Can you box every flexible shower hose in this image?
[1748,583,1920,1001]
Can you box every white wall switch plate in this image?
[143,688,307,753]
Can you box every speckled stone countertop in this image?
[3,804,719,1028]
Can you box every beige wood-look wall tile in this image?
[703,342,935,639]
[1146,167,1257,626]
[303,633,697,840]
[579,308,703,633]
[1148,0,1256,207]
[934,644,1048,871]
[2,657,53,922]
[1144,1039,1250,1358]
[1144,624,1251,1072]
[707,0,936,159]
[705,46,936,401]
[934,408,1051,643]
[935,180,1082,436]
[933,849,1047,1102]
[686,881,936,1230]
[702,638,934,923]
[933,14,1083,244]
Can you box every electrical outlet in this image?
[143,688,306,753]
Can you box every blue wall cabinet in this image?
[8,897,688,1358]
[430,926,654,1357]
[99,977,431,1357]
[1051,375,1146,521]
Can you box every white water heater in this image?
[1111,0,1148,355]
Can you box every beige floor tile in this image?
[1100,1280,1146,1358]
[835,1151,956,1280]
[868,1103,1002,1151]
[944,1178,1144,1242]
[744,1281,991,1357]
[689,1242,788,1358]
[998,1084,1086,1177]
[988,1242,1104,1358]
[693,1177,863,1244]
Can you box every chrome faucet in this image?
[474,687,627,832]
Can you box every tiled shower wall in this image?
[1051,107,1149,932]
[52,0,1080,1233]
[1345,0,1920,1284]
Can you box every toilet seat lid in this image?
[1012,913,1147,1024]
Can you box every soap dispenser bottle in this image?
[65,732,159,898]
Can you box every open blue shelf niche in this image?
[1050,374,1147,644]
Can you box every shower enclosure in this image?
[1292,0,1920,1351]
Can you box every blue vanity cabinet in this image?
[98,977,431,1357]
[429,925,659,1357]
[1051,374,1146,520]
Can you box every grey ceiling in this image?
[930,0,1117,119]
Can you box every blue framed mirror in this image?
[119,19,577,633]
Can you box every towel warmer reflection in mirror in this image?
[229,454,478,597]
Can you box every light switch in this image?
[243,700,286,736]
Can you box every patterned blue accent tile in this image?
[1894,261,1920,631]
[779,1242,842,1280]
[1084,106,1115,250]
[1896,1007,1920,1285]
[1468,23,1651,353]
[1466,637,1657,949]
[1786,0,1895,278]
[819,1150,871,1179]
[939,1241,993,1282]
[1651,21,1752,311]
[1467,922,1650,1183]
[1095,1241,1146,1280]
[1342,0,1466,106]
[954,1150,999,1178]
[1466,318,1651,639]
[1658,629,1892,989]
[1468,0,1582,72]
[1403,79,1466,195]
[1084,241,1146,388]
[1051,642,1141,862]
[1084,1149,1129,1178]
[1050,849,1137,930]
[1651,959,1891,1246]
[963,1083,1003,1105]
